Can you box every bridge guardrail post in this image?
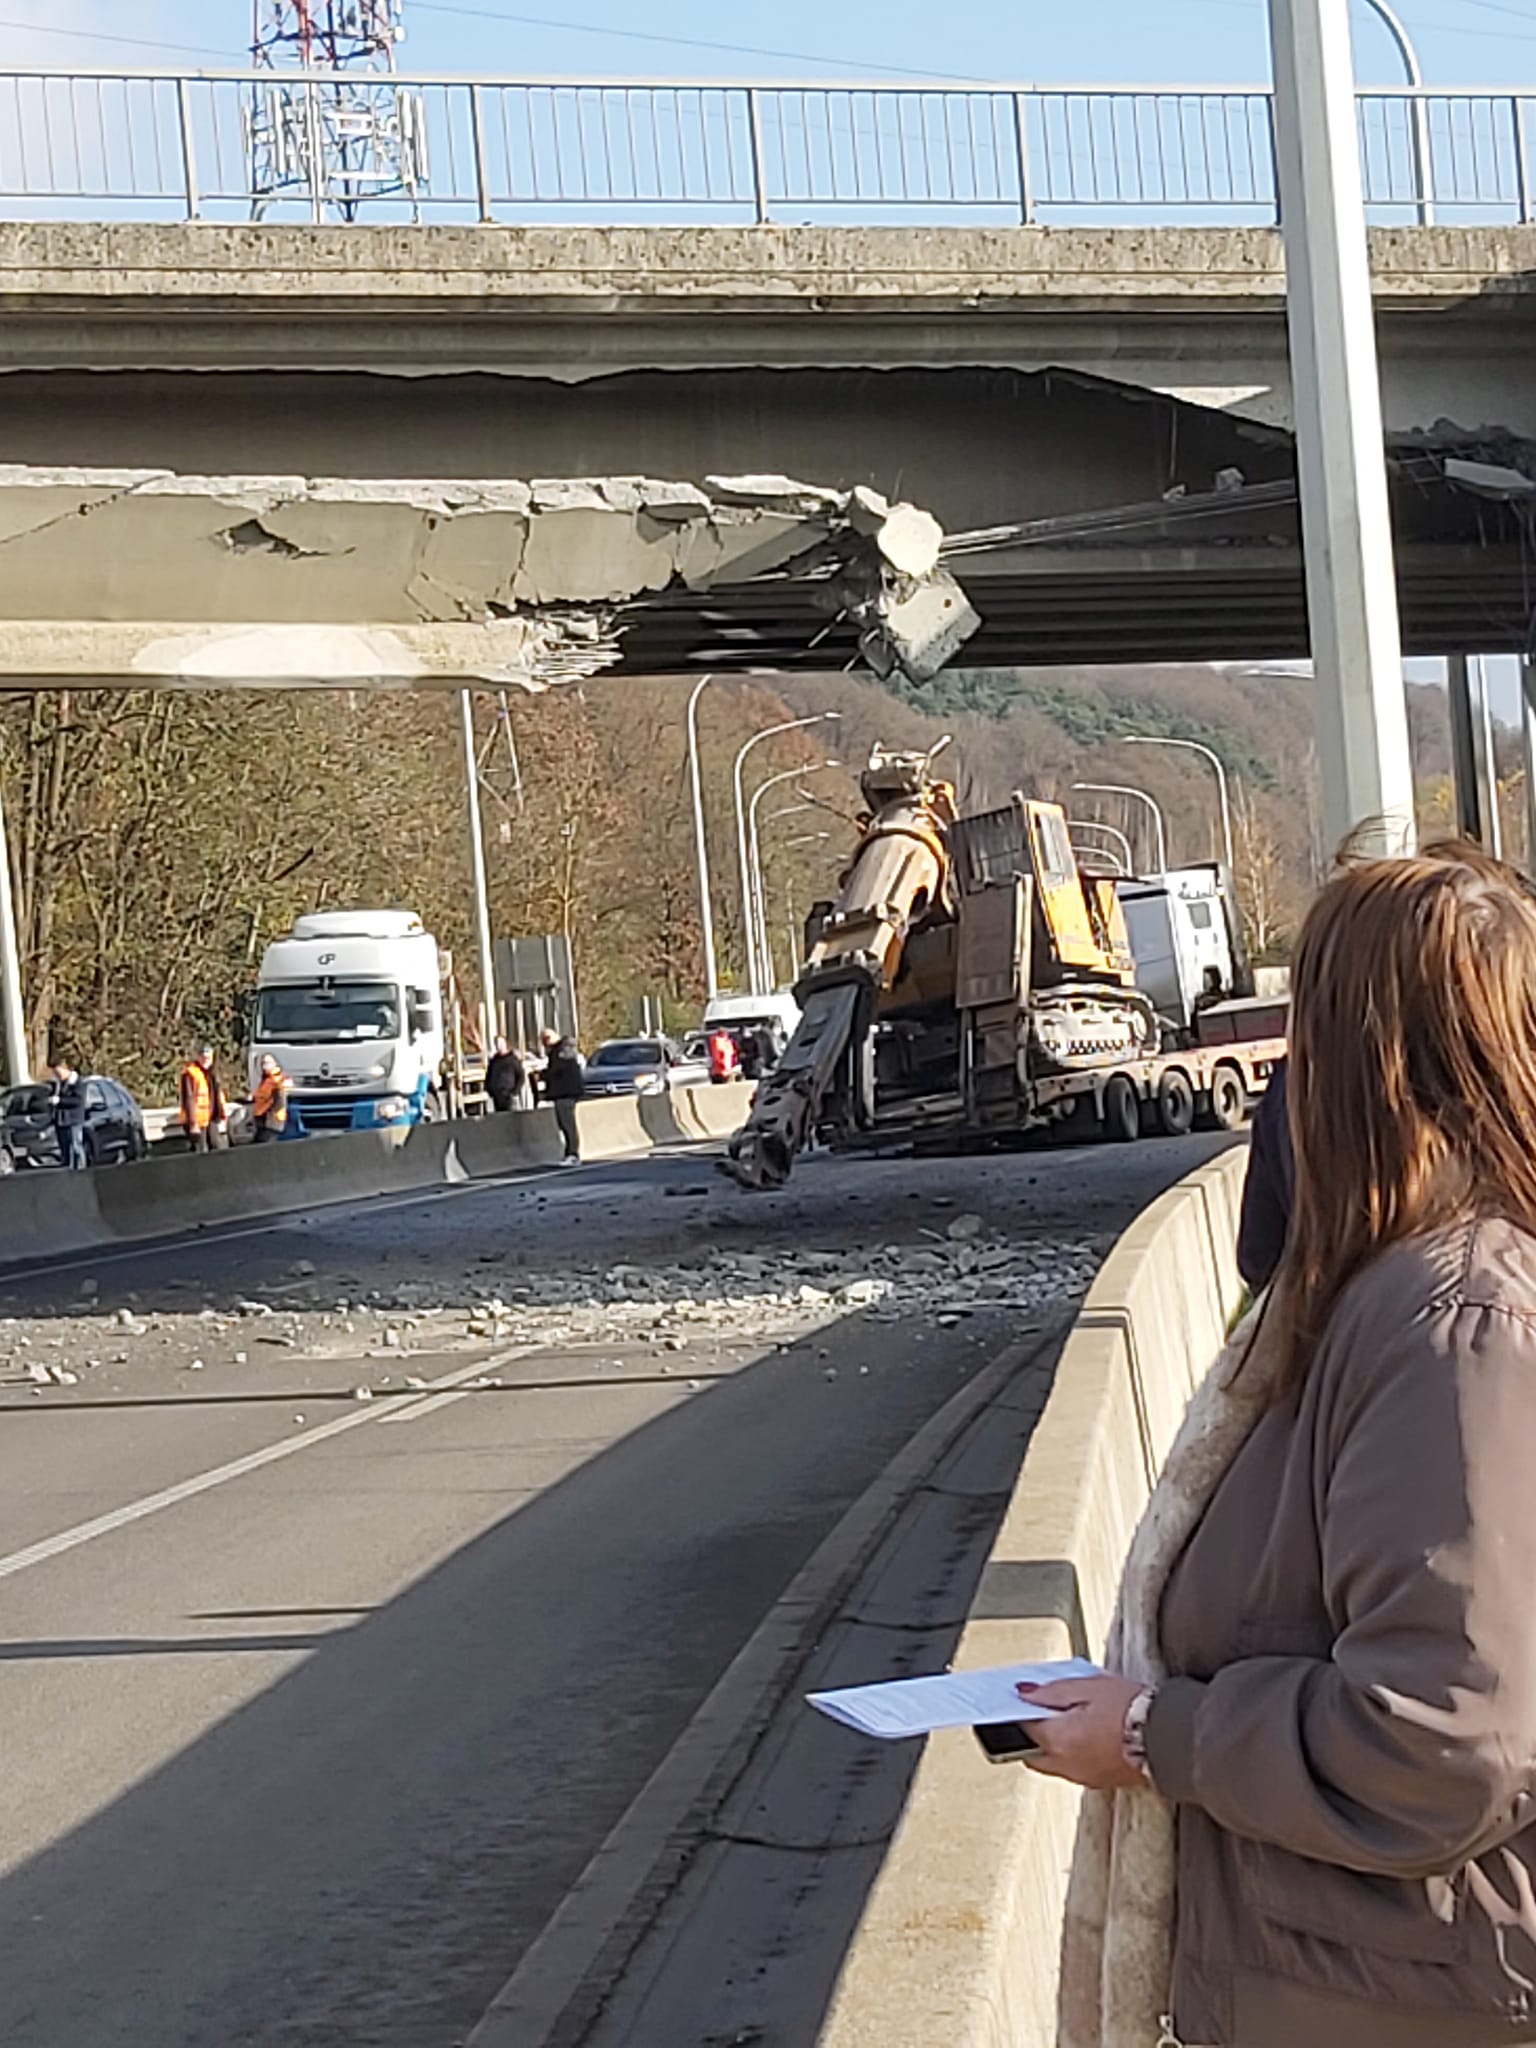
[745,87,769,223]
[1013,92,1035,223]
[304,78,326,225]
[1516,96,1533,223]
[176,78,201,220]
[1408,89,1434,227]
[469,83,494,223]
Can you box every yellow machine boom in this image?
[721,742,1155,1191]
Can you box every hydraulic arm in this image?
[720,744,957,1191]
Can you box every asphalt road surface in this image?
[0,1131,1234,2047]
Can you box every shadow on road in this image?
[0,1302,1027,2048]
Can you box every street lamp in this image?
[749,761,841,991]
[1068,818,1136,873]
[684,674,720,998]
[733,712,841,992]
[0,775,27,1083]
[458,688,499,1049]
[1358,0,1434,226]
[1072,782,1169,875]
[1122,735,1235,873]
[778,833,834,978]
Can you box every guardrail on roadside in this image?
[816,1145,1249,2048]
[1,69,1531,225]
[0,1082,755,1272]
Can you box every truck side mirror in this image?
[408,995,434,1040]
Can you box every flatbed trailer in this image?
[825,1033,1284,1156]
[1019,1033,1286,1141]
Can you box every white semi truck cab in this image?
[250,910,445,1133]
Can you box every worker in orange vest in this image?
[179,1044,229,1154]
[707,1026,740,1084]
[251,1053,292,1143]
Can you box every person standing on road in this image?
[250,1053,292,1144]
[539,1028,584,1164]
[485,1035,527,1115]
[707,1026,739,1084]
[1237,1055,1292,1292]
[179,1044,229,1154]
[1021,844,1536,2048]
[50,1059,88,1170]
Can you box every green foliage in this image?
[888,669,1279,793]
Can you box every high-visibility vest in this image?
[707,1029,739,1080]
[252,1069,290,1131]
[180,1062,213,1132]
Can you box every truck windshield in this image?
[254,981,401,1044]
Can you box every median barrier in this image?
[572,1095,653,1161]
[0,1167,108,1269]
[676,1079,754,1140]
[637,1093,690,1146]
[817,1145,1251,2048]
[0,1079,764,1271]
[446,1107,564,1178]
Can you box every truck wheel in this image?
[1155,1070,1196,1138]
[1102,1074,1141,1143]
[1200,1064,1247,1132]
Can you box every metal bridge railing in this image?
[1,70,1533,226]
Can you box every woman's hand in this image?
[1017,1674,1147,1792]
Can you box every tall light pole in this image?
[1072,782,1169,875]
[779,832,834,979]
[749,762,840,992]
[1358,0,1434,226]
[733,712,840,992]
[1270,0,1416,856]
[459,688,498,1050]
[0,775,27,1084]
[1068,818,1135,874]
[684,674,720,998]
[1122,735,1235,872]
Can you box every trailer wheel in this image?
[1102,1074,1141,1144]
[1155,1070,1196,1138]
[1199,1064,1247,1133]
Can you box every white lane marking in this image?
[0,1345,540,1586]
[380,1387,476,1426]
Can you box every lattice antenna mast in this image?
[248,2,427,221]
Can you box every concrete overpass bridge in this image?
[2,219,1534,669]
[2,73,1536,671]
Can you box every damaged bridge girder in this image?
[0,465,975,690]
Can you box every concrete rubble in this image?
[0,465,978,690]
[0,1228,1104,1389]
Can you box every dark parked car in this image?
[583,1037,711,1098]
[0,1077,149,1170]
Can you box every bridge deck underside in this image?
[619,545,1535,672]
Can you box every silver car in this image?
[583,1037,711,1098]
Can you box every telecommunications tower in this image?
[247,2,427,220]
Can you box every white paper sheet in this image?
[806,1658,1103,1740]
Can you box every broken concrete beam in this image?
[0,465,978,688]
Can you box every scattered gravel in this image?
[0,1224,1106,1392]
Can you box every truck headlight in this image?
[634,1073,664,1095]
[373,1095,410,1122]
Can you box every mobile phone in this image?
[973,1720,1040,1765]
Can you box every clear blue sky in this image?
[4,0,1536,85]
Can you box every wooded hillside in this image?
[0,660,1473,1094]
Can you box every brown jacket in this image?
[1147,1219,1536,2045]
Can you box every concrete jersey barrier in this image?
[0,1081,755,1271]
[818,1145,1250,2048]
